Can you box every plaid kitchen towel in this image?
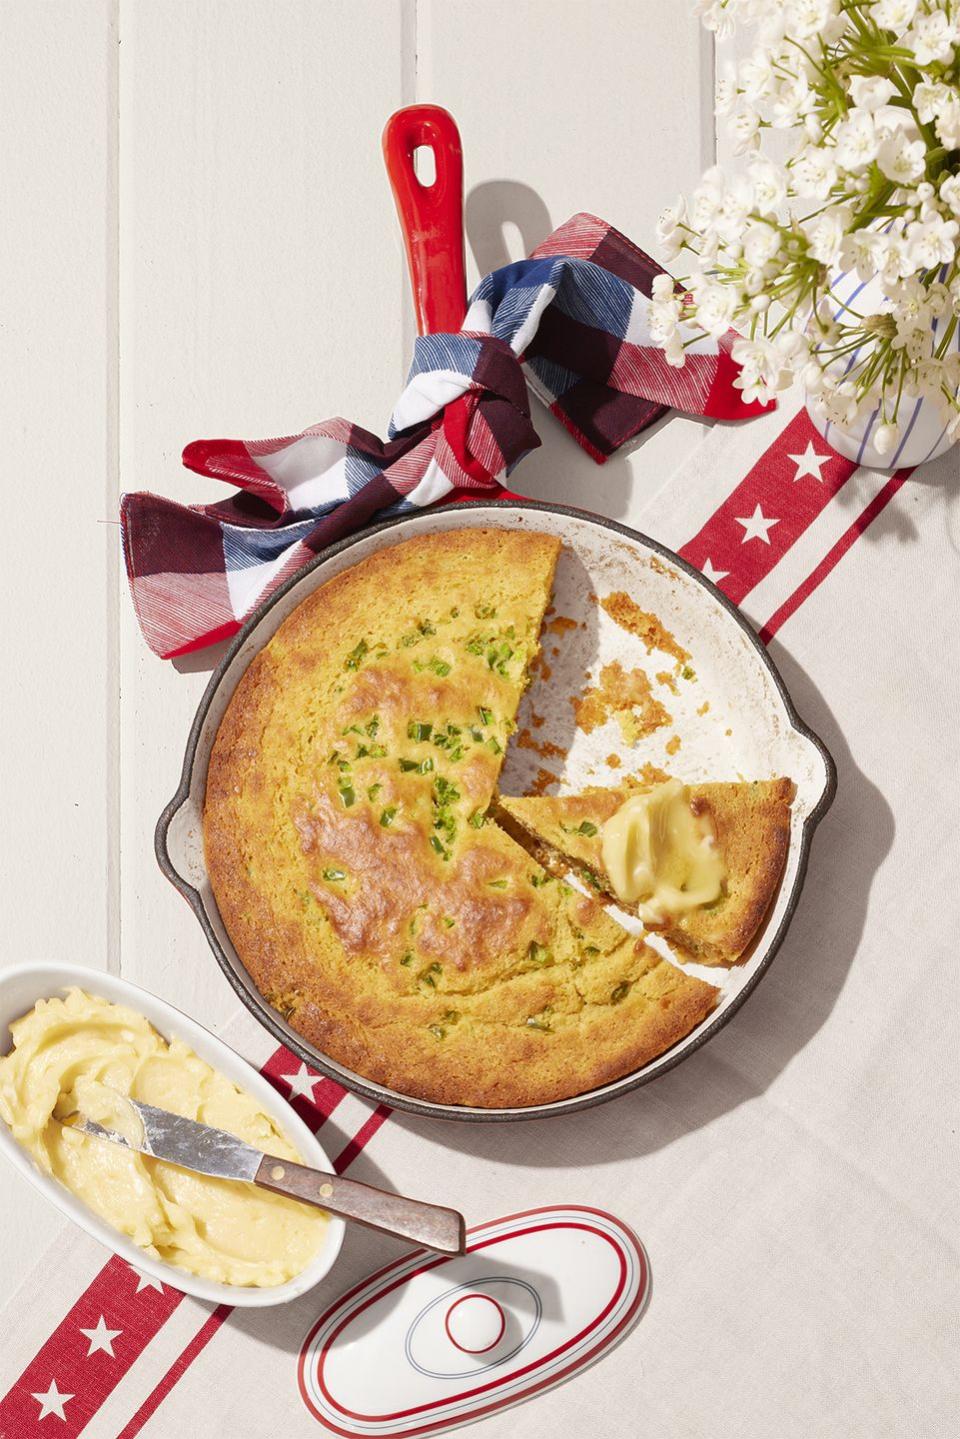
[120,212,769,660]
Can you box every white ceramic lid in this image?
[298,1205,648,1436]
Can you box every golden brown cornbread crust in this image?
[497,777,795,966]
[286,933,718,1107]
[204,529,719,1107]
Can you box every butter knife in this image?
[70,1099,465,1255]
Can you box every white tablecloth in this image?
[2,399,958,1439]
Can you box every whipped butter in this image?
[0,989,325,1287]
[600,780,726,921]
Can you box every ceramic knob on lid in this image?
[298,1206,649,1437]
[444,1292,506,1353]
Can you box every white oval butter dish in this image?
[0,963,345,1307]
[298,1205,648,1434]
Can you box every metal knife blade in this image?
[72,1099,264,1183]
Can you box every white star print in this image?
[788,441,829,482]
[281,1062,320,1100]
[129,1264,164,1294]
[701,557,729,585]
[80,1315,122,1357]
[735,504,780,545]
[30,1380,73,1421]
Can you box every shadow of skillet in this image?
[507,399,674,523]
[172,636,230,676]
[464,178,554,279]
[387,648,893,1169]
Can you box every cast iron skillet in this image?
[156,500,836,1122]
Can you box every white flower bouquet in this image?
[655,0,960,463]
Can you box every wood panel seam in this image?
[107,0,122,977]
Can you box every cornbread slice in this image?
[204,529,719,1107]
[497,776,794,966]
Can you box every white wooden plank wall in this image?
[1,0,119,1283]
[117,0,411,1028]
[422,0,715,506]
[1,0,713,1295]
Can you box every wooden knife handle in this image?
[254,1155,465,1255]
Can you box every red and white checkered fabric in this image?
[120,213,771,660]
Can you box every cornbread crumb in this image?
[600,592,689,666]
[649,555,676,579]
[528,650,553,682]
[656,670,678,694]
[666,735,682,756]
[606,754,622,770]
[499,777,795,966]
[698,701,711,716]
[517,729,566,761]
[640,762,670,785]
[573,661,671,739]
[529,766,561,795]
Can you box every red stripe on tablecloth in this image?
[332,1104,394,1175]
[758,471,909,644]
[0,1255,183,1437]
[114,1303,232,1439]
[259,1044,348,1129]
[679,410,857,605]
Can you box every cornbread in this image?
[204,530,719,1107]
[497,775,794,965]
[573,660,672,740]
[0,990,326,1286]
[600,591,690,666]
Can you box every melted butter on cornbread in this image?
[203,531,721,1106]
[497,775,795,967]
[0,990,325,1287]
[600,780,725,920]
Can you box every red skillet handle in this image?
[382,105,467,336]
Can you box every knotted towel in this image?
[121,213,769,658]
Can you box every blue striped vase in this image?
[805,266,958,470]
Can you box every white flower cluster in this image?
[660,0,960,453]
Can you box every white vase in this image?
[805,267,958,470]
